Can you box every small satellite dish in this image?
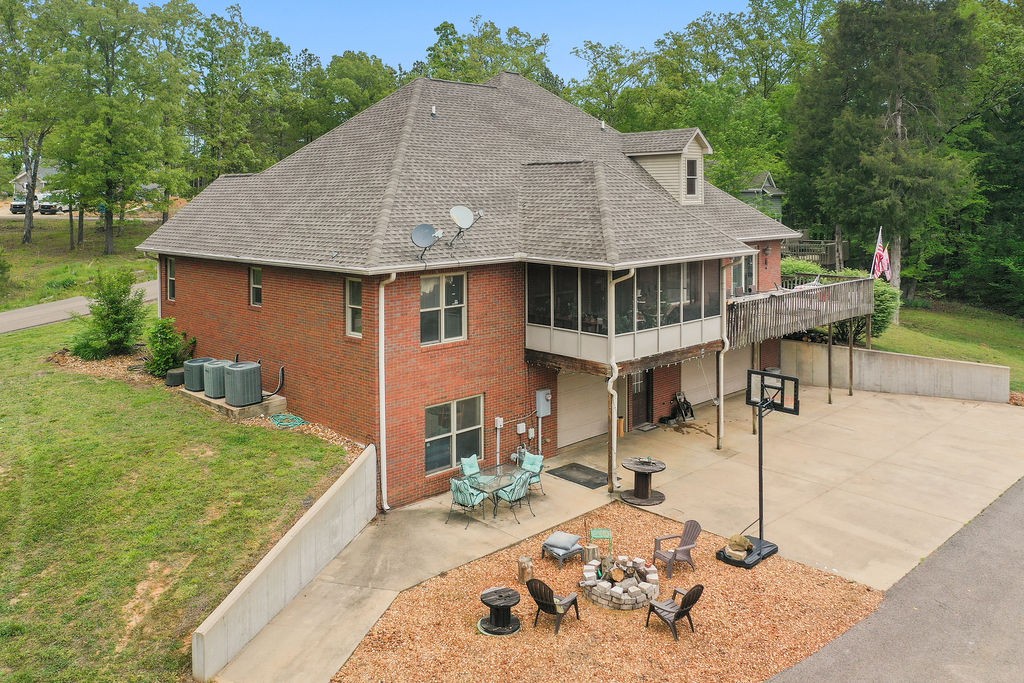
[450,205,475,230]
[411,223,440,248]
[411,223,441,261]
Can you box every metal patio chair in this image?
[445,477,487,528]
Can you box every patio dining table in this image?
[460,463,525,518]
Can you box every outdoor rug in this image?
[547,463,608,490]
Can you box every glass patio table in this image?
[460,463,525,518]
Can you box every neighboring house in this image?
[11,166,57,195]
[740,171,785,221]
[138,73,872,508]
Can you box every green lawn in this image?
[873,302,1024,392]
[0,218,158,312]
[0,320,349,682]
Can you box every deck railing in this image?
[726,274,875,349]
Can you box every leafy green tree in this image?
[565,41,650,128]
[71,267,147,359]
[0,0,62,244]
[187,4,293,189]
[145,316,194,376]
[787,0,981,294]
[414,17,563,93]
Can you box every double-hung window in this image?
[685,159,698,196]
[346,278,362,337]
[166,257,176,301]
[249,267,263,306]
[425,395,482,474]
[420,274,465,344]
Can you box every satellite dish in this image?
[450,205,475,230]
[411,223,440,248]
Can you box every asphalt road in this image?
[771,474,1024,683]
[0,280,158,334]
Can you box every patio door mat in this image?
[547,463,608,490]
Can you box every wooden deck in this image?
[727,274,874,348]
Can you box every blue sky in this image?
[190,1,749,81]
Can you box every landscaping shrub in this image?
[145,317,195,377]
[70,268,146,360]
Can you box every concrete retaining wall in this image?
[781,340,1010,403]
[192,444,378,682]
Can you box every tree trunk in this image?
[891,234,902,325]
[833,224,844,270]
[104,180,116,255]
[161,187,170,224]
[68,206,75,250]
[77,206,85,245]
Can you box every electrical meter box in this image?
[536,388,552,417]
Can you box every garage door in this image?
[557,373,609,447]
[679,350,751,406]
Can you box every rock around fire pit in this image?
[578,555,660,610]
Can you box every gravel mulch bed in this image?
[335,501,882,683]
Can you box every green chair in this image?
[495,469,534,523]
[445,477,487,528]
[590,527,613,554]
[519,450,545,495]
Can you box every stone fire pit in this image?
[578,555,660,610]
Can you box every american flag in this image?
[871,227,892,280]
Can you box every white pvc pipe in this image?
[718,260,732,449]
[607,268,635,492]
[378,272,397,511]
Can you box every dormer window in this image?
[685,159,698,196]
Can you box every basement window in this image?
[167,257,176,301]
[250,267,263,307]
[425,395,483,474]
[346,278,362,337]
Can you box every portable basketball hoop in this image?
[717,369,800,569]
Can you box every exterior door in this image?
[631,369,653,427]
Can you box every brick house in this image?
[138,73,871,509]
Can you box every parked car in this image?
[10,194,38,214]
[38,194,70,215]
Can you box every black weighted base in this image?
[620,489,666,506]
[715,536,778,569]
[477,615,521,636]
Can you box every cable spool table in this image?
[478,586,521,636]
[620,457,666,506]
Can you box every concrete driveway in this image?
[565,386,1024,590]
[216,387,1024,682]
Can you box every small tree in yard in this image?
[145,317,195,377]
[71,268,146,360]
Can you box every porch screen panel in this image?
[527,264,551,325]
[660,264,681,324]
[636,267,658,330]
[553,266,578,330]
[683,262,702,321]
[580,268,608,335]
[703,259,721,317]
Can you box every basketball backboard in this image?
[745,369,800,415]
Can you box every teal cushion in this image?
[460,454,480,476]
[521,451,543,474]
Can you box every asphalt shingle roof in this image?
[139,72,797,273]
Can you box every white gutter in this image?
[378,272,397,511]
[717,260,732,450]
[607,268,635,493]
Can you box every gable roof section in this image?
[139,72,794,274]
[620,128,712,155]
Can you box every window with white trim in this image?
[249,267,262,306]
[346,278,362,337]
[685,158,698,196]
[420,274,465,345]
[167,257,176,301]
[425,395,482,473]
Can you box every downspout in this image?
[717,259,732,450]
[607,268,635,493]
[378,272,397,511]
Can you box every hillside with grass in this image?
[873,302,1024,394]
[0,319,350,681]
